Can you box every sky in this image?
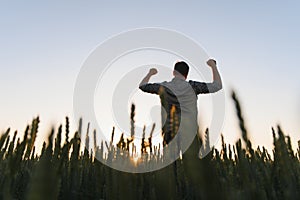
[0,1,299,153]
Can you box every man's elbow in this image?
[139,84,146,92]
[210,82,222,93]
[216,82,223,91]
[139,82,147,88]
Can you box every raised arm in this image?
[189,59,223,94]
[139,68,161,94]
[139,68,157,87]
[207,59,222,90]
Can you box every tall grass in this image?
[0,92,299,199]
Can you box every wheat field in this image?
[0,92,299,200]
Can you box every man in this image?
[139,59,222,148]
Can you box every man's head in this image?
[174,61,189,79]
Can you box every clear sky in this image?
[0,1,299,153]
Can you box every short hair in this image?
[174,61,189,77]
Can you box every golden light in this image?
[131,155,141,166]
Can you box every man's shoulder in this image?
[159,81,169,85]
[188,80,207,86]
[188,80,197,84]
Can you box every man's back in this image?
[160,77,199,145]
[140,77,200,145]
[160,77,198,116]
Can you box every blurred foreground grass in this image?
[0,92,299,200]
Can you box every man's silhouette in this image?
[139,59,222,148]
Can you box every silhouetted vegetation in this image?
[0,92,299,200]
